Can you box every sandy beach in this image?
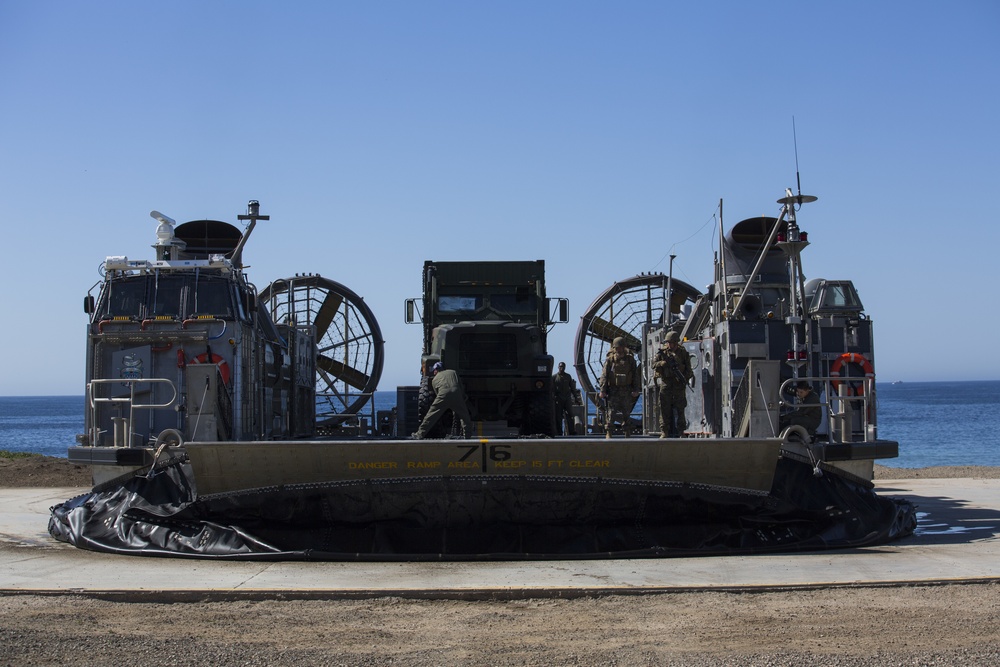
[3,454,999,666]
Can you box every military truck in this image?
[405,260,568,436]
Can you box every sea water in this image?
[875,380,1000,468]
[1,382,998,468]
[0,393,399,459]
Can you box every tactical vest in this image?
[605,354,635,388]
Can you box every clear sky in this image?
[2,1,997,396]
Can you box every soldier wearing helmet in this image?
[599,337,641,438]
[653,330,694,438]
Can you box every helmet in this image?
[431,362,443,374]
[612,337,626,348]
[664,331,679,343]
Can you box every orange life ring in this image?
[191,353,231,385]
[829,352,873,395]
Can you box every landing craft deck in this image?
[183,437,783,496]
[51,189,916,560]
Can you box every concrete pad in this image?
[1,479,998,600]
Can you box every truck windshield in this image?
[489,293,536,316]
[438,295,482,313]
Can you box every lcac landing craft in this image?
[51,194,915,560]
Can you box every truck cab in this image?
[406,260,567,436]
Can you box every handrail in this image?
[88,378,178,447]
[315,391,380,436]
[97,316,136,333]
[181,317,228,340]
[140,316,179,330]
[778,376,874,442]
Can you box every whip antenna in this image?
[793,116,802,198]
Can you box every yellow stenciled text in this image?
[494,460,527,469]
[569,460,611,468]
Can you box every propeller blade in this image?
[312,291,344,341]
[588,316,641,349]
[316,354,370,390]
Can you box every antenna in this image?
[793,116,802,198]
[779,118,817,208]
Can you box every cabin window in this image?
[150,275,186,317]
[101,280,148,319]
[808,281,864,314]
[192,281,234,318]
[97,274,236,321]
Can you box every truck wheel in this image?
[417,376,451,438]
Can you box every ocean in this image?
[1,381,997,468]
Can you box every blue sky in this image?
[1,1,998,396]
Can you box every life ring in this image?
[191,353,231,385]
[830,352,873,395]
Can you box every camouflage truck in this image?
[406,260,568,437]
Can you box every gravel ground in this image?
[1,586,999,666]
[3,454,999,666]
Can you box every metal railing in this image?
[778,376,875,443]
[315,391,381,436]
[87,378,178,448]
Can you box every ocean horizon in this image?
[1,380,998,469]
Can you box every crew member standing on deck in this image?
[653,330,694,438]
[599,337,641,438]
[552,361,580,436]
[412,362,473,439]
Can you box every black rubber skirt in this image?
[49,458,916,560]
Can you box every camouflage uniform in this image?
[599,341,641,437]
[413,369,472,439]
[552,365,579,436]
[652,332,694,437]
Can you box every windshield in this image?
[438,295,483,314]
[436,292,537,320]
[809,281,863,313]
[97,273,235,320]
[489,293,536,316]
